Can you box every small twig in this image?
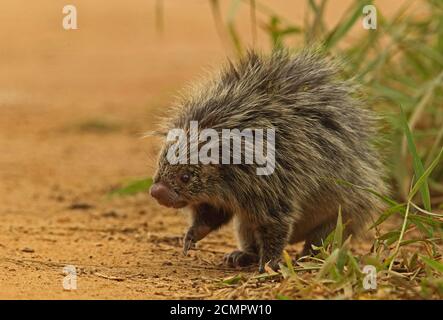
[94,272,125,282]
[389,200,411,272]
[410,202,443,217]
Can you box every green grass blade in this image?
[409,147,443,204]
[222,273,244,285]
[282,250,295,275]
[109,178,153,197]
[370,203,406,229]
[324,0,372,50]
[400,106,432,211]
[332,206,343,251]
[316,249,340,280]
[334,179,399,207]
[420,255,443,273]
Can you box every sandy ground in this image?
[0,1,406,299]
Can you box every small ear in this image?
[141,130,168,139]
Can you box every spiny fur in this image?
[153,49,387,271]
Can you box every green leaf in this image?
[400,106,432,211]
[373,83,416,107]
[334,179,398,207]
[109,178,153,197]
[378,231,400,242]
[370,203,406,229]
[347,253,362,275]
[276,294,291,300]
[420,256,443,273]
[324,0,372,50]
[408,216,434,237]
[400,238,439,247]
[282,250,295,275]
[222,273,244,285]
[409,147,443,203]
[336,248,348,273]
[316,249,340,280]
[332,207,343,251]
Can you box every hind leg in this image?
[224,217,259,268]
[255,220,291,273]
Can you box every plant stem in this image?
[388,200,411,272]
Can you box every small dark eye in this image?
[180,173,190,183]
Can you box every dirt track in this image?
[0,1,404,299]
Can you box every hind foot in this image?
[223,250,258,268]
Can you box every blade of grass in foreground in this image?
[400,106,432,211]
[332,207,343,251]
[409,147,443,202]
[420,255,443,273]
[334,178,399,207]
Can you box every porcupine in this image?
[149,49,386,273]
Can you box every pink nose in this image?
[150,183,170,204]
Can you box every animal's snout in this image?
[150,182,187,208]
[150,183,171,205]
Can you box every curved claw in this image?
[182,233,195,256]
[182,225,212,256]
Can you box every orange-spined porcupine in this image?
[150,49,386,273]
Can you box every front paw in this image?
[182,225,211,255]
[224,250,259,268]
